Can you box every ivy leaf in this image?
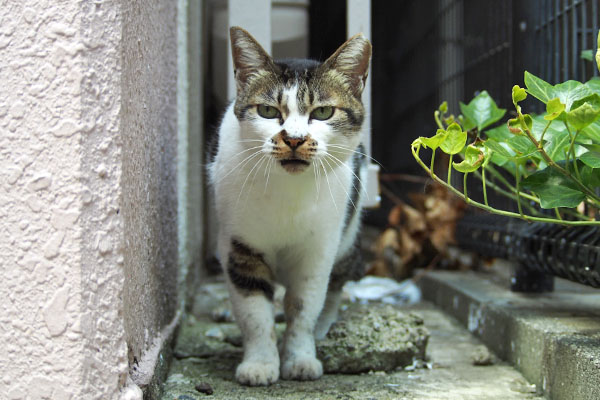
[524,71,593,110]
[485,124,512,141]
[507,136,538,159]
[507,114,533,135]
[581,121,600,143]
[571,93,600,110]
[453,144,485,173]
[484,139,515,159]
[586,78,600,96]
[541,123,571,161]
[544,97,566,121]
[581,49,594,61]
[420,129,448,150]
[579,149,600,168]
[508,118,525,134]
[566,101,600,131]
[512,85,527,104]
[459,91,506,131]
[440,123,467,155]
[524,71,555,104]
[581,164,600,188]
[521,167,586,208]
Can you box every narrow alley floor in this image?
[159,278,542,400]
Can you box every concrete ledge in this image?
[419,269,600,400]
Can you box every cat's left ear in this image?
[322,34,372,97]
[230,26,275,90]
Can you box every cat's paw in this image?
[280,355,323,381]
[236,360,279,386]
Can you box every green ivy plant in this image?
[411,32,600,226]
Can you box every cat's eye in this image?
[310,106,334,121]
[257,104,281,119]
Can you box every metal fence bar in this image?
[582,0,587,78]
[572,0,578,79]
[593,0,599,76]
[563,0,569,80]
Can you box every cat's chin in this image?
[279,159,310,174]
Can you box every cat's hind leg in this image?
[315,240,364,340]
[224,238,279,386]
[314,290,343,340]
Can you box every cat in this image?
[208,26,371,386]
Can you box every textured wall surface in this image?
[0,1,183,399]
[121,0,179,373]
[0,1,128,399]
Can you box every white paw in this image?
[236,360,279,386]
[281,355,323,381]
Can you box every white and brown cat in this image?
[208,26,371,386]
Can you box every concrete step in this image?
[159,280,543,400]
[419,267,600,400]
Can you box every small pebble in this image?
[195,382,214,395]
[205,327,225,341]
[471,345,494,366]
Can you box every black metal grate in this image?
[456,214,600,289]
[534,0,600,85]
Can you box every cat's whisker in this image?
[319,158,338,213]
[322,157,357,212]
[245,155,269,210]
[325,152,368,199]
[327,144,383,167]
[214,145,264,173]
[215,150,263,183]
[235,154,267,210]
[312,162,320,201]
[215,145,264,172]
[263,158,273,194]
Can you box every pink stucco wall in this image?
[0,1,181,399]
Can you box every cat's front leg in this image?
[280,253,334,381]
[223,238,279,386]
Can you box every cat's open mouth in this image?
[280,158,310,173]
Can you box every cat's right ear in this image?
[230,27,274,89]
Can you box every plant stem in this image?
[515,162,526,219]
[430,149,436,173]
[434,110,444,129]
[565,123,583,181]
[485,166,539,203]
[447,154,453,184]
[482,168,488,206]
[410,143,600,225]
[463,173,469,203]
[539,119,553,143]
[554,208,563,220]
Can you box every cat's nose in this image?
[280,130,306,150]
[283,137,305,150]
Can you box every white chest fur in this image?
[209,105,359,271]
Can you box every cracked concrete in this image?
[159,279,542,400]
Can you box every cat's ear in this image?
[322,33,372,97]
[230,26,274,89]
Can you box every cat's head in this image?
[230,26,371,175]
